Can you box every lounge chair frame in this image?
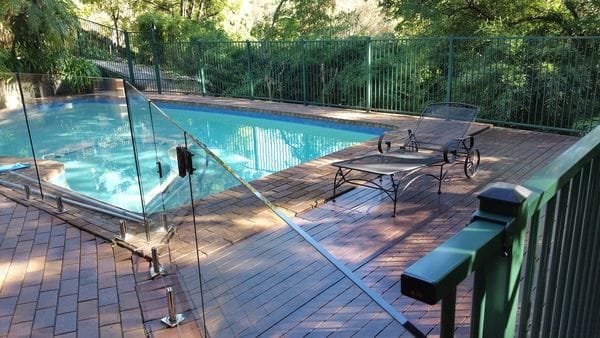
[331,102,481,216]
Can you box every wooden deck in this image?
[0,96,578,337]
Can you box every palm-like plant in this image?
[1,0,79,73]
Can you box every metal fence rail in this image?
[401,121,600,336]
[76,19,600,135]
[449,36,600,134]
[517,125,600,337]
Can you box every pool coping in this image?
[150,97,398,131]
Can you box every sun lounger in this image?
[331,102,481,216]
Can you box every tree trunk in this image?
[112,16,120,47]
[196,0,206,20]
[269,0,287,36]
[187,0,195,19]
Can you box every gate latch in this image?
[176,146,195,177]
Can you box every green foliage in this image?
[379,0,600,36]
[166,36,599,133]
[0,49,10,73]
[135,11,227,43]
[179,0,228,22]
[66,1,600,134]
[1,0,80,73]
[446,38,600,132]
[130,0,228,22]
[133,11,229,64]
[76,29,115,60]
[250,42,304,101]
[201,42,249,96]
[369,39,447,112]
[56,56,101,93]
[79,0,133,32]
[252,0,358,40]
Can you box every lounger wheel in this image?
[464,148,480,178]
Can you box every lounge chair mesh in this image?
[406,102,479,152]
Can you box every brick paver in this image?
[0,196,152,337]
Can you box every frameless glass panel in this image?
[123,83,164,238]
[124,82,209,242]
[0,73,42,196]
[147,100,197,234]
[148,126,417,336]
[5,73,138,236]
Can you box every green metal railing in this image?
[401,121,600,336]
[76,19,600,134]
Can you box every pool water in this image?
[0,98,384,212]
[157,103,383,177]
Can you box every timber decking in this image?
[0,96,578,337]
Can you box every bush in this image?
[57,56,101,94]
[0,49,10,73]
[133,12,229,64]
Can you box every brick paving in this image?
[0,196,145,337]
[0,96,578,337]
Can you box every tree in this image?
[1,0,79,73]
[177,0,228,21]
[252,0,357,40]
[80,0,133,35]
[134,11,228,42]
[378,0,600,36]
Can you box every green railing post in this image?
[124,31,135,86]
[301,39,308,106]
[245,40,254,100]
[446,36,454,102]
[150,27,162,94]
[197,41,206,96]
[401,181,533,338]
[366,37,372,112]
[401,218,506,337]
[471,182,532,337]
[441,289,457,337]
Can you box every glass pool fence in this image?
[0,73,145,228]
[0,73,425,337]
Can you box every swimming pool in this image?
[0,98,385,212]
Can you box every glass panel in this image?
[2,72,420,334]
[124,82,203,241]
[145,117,415,335]
[123,83,161,238]
[0,73,41,196]
[4,73,138,237]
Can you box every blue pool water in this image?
[0,98,385,212]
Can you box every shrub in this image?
[57,56,101,94]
